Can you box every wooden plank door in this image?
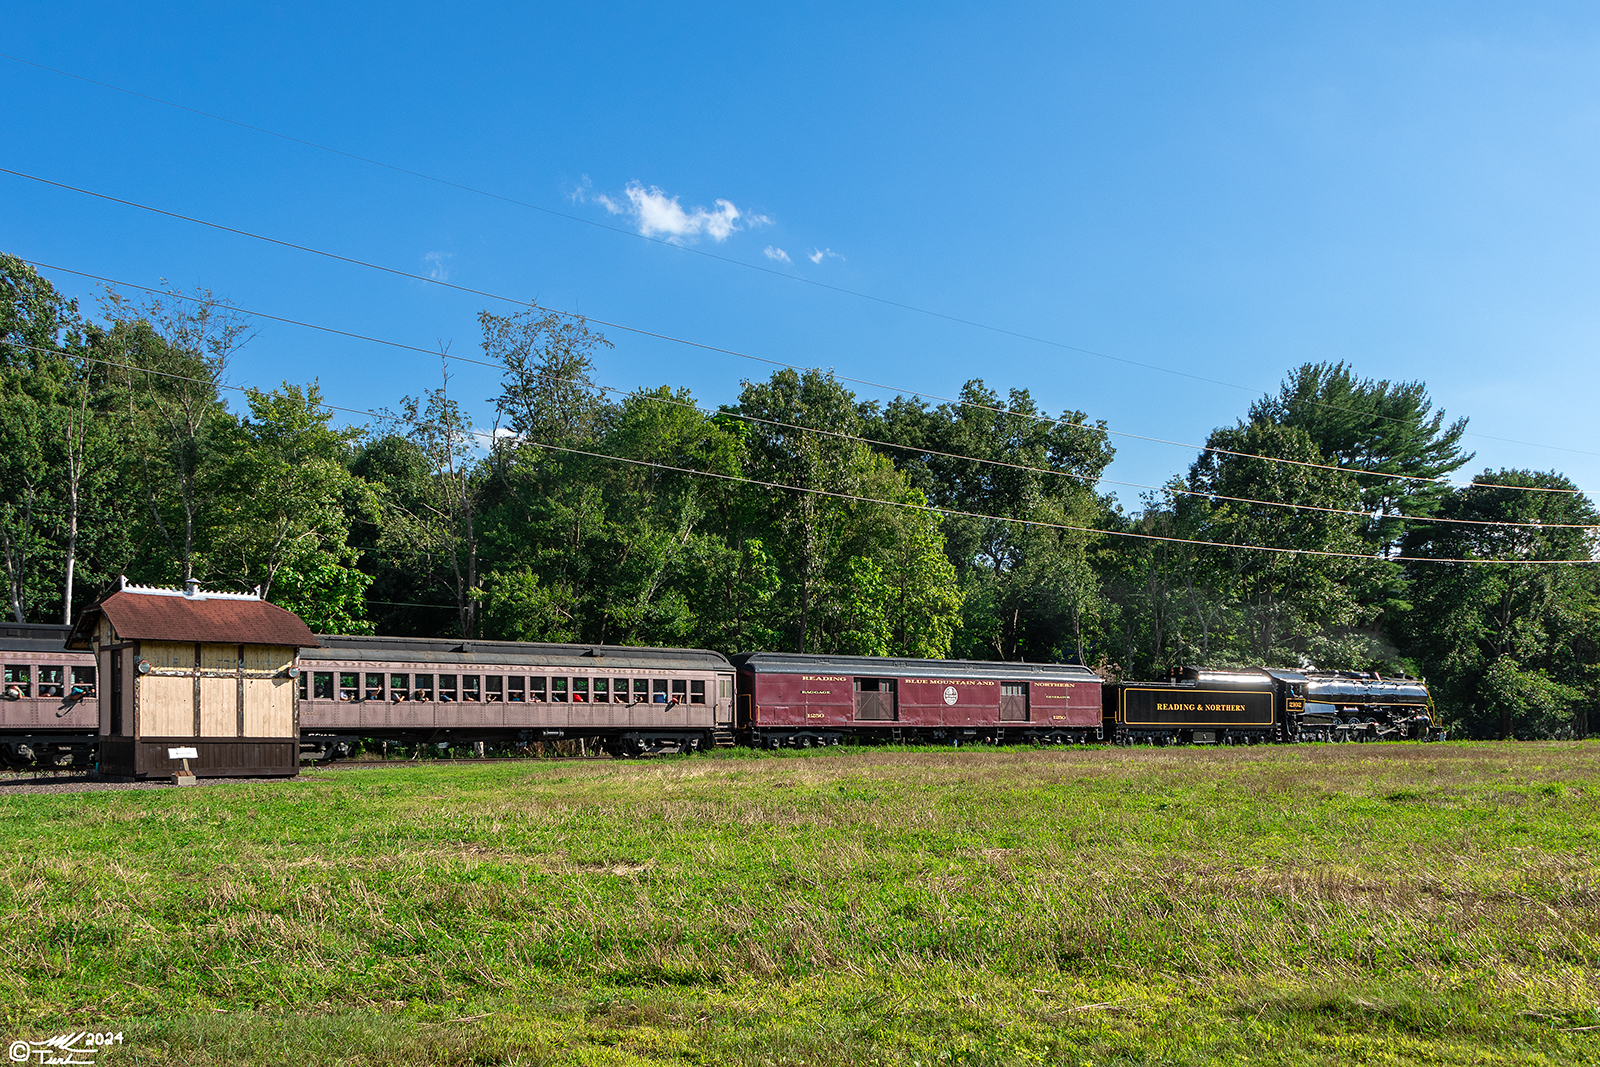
[999,682,1029,721]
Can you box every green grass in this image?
[2,741,1598,1065]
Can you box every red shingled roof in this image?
[73,590,320,648]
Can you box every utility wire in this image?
[6,166,1594,500]
[5,340,1595,566]
[4,50,1593,461]
[17,260,1600,533]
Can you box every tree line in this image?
[2,255,1596,738]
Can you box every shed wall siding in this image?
[244,678,293,736]
[200,676,237,736]
[244,645,292,672]
[141,675,195,736]
[200,644,237,671]
[142,641,193,670]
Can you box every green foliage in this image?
[866,380,1114,662]
[1181,420,1371,667]
[269,545,375,635]
[1401,470,1600,738]
[475,565,576,643]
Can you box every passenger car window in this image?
[365,673,385,701]
[553,677,568,703]
[690,679,705,704]
[313,672,334,700]
[531,677,547,702]
[463,675,480,701]
[486,676,503,701]
[339,672,359,700]
[38,666,63,697]
[390,674,409,701]
[653,680,669,704]
[439,675,458,701]
[508,676,525,702]
[614,677,629,702]
[3,665,29,698]
[70,665,96,697]
[573,678,588,703]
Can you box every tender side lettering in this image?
[1153,702,1249,712]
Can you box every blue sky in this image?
[4,2,1599,508]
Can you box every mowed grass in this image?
[1,742,1598,1066]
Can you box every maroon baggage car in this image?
[732,652,1103,747]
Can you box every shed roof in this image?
[68,582,320,649]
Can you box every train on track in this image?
[0,618,1441,771]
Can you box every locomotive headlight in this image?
[136,659,152,675]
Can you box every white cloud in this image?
[808,248,843,265]
[595,181,766,244]
[764,246,791,263]
[424,251,452,280]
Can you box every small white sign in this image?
[167,747,199,760]
[942,686,959,706]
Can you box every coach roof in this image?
[67,580,320,649]
[0,623,75,653]
[730,651,1101,682]
[303,634,729,671]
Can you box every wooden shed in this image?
[68,578,320,779]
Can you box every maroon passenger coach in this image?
[298,635,736,758]
[732,652,1104,747]
[0,623,98,768]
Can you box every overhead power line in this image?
[21,259,1600,532]
[4,338,1596,566]
[4,50,1594,462]
[5,166,1594,501]
[19,257,1600,532]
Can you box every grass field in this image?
[1,741,1597,1065]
